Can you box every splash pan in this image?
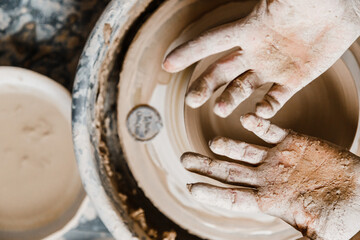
[117,0,360,239]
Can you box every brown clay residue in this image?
[162,230,177,240]
[266,0,275,5]
[103,23,112,46]
[257,132,357,238]
[289,135,355,211]
[265,133,357,220]
[255,28,313,88]
[129,208,160,239]
[130,209,149,232]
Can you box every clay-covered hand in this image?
[163,0,360,118]
[181,114,360,240]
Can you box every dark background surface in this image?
[0,0,109,91]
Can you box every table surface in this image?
[0,0,114,239]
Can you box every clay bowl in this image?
[72,0,360,239]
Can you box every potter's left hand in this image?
[181,114,360,240]
[163,0,360,118]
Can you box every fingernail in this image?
[255,101,274,119]
[162,57,180,73]
[162,58,172,72]
[240,113,255,129]
[239,114,248,124]
[180,152,197,169]
[185,92,204,109]
[213,102,229,118]
[180,152,190,163]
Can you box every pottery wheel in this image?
[117,0,360,239]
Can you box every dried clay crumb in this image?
[117,192,128,212]
[103,23,112,46]
[129,208,158,238]
[148,228,158,239]
[130,208,148,231]
[118,192,128,202]
[162,230,177,240]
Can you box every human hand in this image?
[163,0,360,118]
[181,114,360,240]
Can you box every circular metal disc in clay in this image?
[126,105,163,141]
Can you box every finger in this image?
[181,152,260,186]
[209,136,268,165]
[163,22,242,73]
[240,113,289,144]
[213,71,261,117]
[255,84,294,119]
[188,183,260,212]
[185,50,249,108]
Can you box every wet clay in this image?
[256,132,360,238]
[117,0,360,239]
[0,81,82,231]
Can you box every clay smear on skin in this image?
[259,134,356,227]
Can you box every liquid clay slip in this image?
[0,67,86,240]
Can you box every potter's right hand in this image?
[163,0,360,118]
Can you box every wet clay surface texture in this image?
[183,114,360,240]
[117,0,360,239]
